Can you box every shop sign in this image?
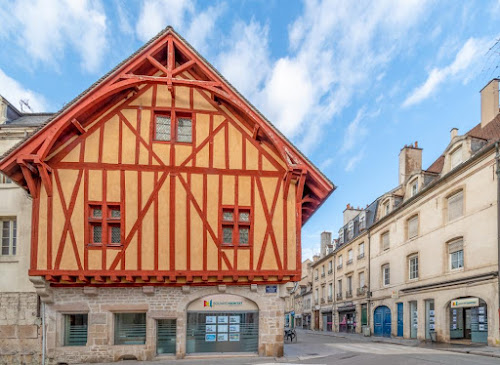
[451,298,479,308]
[266,285,277,293]
[188,294,258,311]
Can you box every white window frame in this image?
[348,221,354,240]
[338,255,343,267]
[382,264,390,286]
[328,260,332,272]
[359,211,366,230]
[348,249,353,262]
[339,229,344,244]
[1,218,17,256]
[448,239,464,270]
[347,276,352,292]
[358,242,365,258]
[337,279,342,294]
[409,254,418,280]
[359,271,365,288]
[411,179,418,197]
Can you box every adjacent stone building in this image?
[0,96,53,365]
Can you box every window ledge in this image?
[0,256,19,263]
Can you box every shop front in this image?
[302,313,311,329]
[186,294,259,353]
[321,309,333,331]
[338,304,356,333]
[449,297,488,344]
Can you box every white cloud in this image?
[341,108,368,153]
[135,0,224,56]
[116,1,134,35]
[0,69,48,112]
[217,0,431,153]
[0,0,107,73]
[345,149,365,172]
[217,20,271,99]
[403,37,490,107]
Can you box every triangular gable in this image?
[0,26,334,223]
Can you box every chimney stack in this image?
[320,231,332,257]
[399,143,422,185]
[0,96,8,125]
[480,79,499,128]
[450,128,458,140]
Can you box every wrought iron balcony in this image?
[345,290,353,298]
[346,259,353,265]
[320,298,325,304]
[337,264,343,270]
[357,287,367,296]
[327,295,333,303]
[358,253,365,260]
[336,293,343,301]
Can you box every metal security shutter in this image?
[157,319,176,354]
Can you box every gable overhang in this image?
[0,27,334,224]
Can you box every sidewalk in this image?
[300,329,500,359]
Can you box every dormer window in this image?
[411,180,418,197]
[383,200,390,216]
[359,211,366,230]
[450,146,463,169]
[339,229,344,244]
[347,221,354,240]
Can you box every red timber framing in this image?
[0,27,334,286]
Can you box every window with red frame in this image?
[221,207,251,246]
[88,204,121,246]
[154,113,192,143]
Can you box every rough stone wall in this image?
[45,285,285,365]
[0,292,41,365]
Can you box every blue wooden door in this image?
[397,303,403,337]
[374,306,392,337]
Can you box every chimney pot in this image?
[450,128,458,140]
[415,141,418,148]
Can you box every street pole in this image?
[495,142,500,334]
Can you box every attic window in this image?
[359,212,366,230]
[347,221,354,240]
[154,112,192,143]
[450,146,463,169]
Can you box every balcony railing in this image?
[345,290,353,298]
[358,253,365,259]
[320,298,325,304]
[321,273,325,278]
[328,269,333,275]
[346,259,353,265]
[357,287,367,296]
[315,276,318,281]
[314,299,318,305]
[337,264,343,270]
[336,293,343,301]
[327,295,333,303]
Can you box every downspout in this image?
[496,142,500,334]
[333,253,336,331]
[367,229,371,335]
[42,302,46,365]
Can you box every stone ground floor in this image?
[1,282,287,365]
[369,278,500,346]
[0,292,41,365]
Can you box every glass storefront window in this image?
[114,313,146,345]
[186,311,258,353]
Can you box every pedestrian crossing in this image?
[328,342,448,355]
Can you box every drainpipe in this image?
[333,253,336,331]
[42,302,46,365]
[367,229,371,335]
[496,143,500,334]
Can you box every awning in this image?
[337,305,356,312]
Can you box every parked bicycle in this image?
[284,327,297,342]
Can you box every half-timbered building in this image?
[0,27,333,362]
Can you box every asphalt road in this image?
[88,331,500,365]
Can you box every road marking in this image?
[328,343,449,355]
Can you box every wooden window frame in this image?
[87,202,123,248]
[408,254,419,280]
[153,111,193,144]
[219,205,252,248]
[1,217,16,256]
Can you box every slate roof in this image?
[424,113,500,174]
[1,113,54,128]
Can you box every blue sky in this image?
[1,0,500,259]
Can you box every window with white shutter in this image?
[1,218,16,256]
[447,191,463,222]
[450,146,463,169]
[382,264,390,286]
[408,215,418,239]
[381,232,390,250]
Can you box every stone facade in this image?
[0,292,41,365]
[43,284,285,364]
